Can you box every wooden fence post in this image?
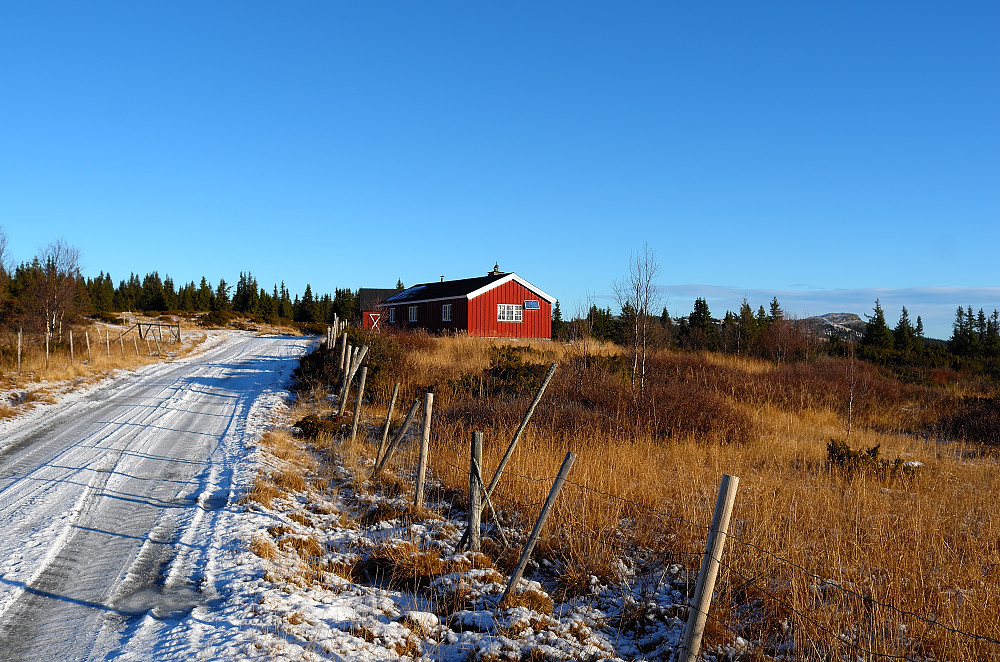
[133,335,140,357]
[500,451,576,604]
[45,332,50,369]
[17,328,22,374]
[105,329,111,358]
[680,474,740,662]
[414,392,434,508]
[119,331,125,358]
[375,382,400,467]
[153,335,161,355]
[455,362,558,551]
[338,332,348,378]
[468,431,484,552]
[349,367,369,442]
[373,397,421,477]
[338,345,369,416]
[85,331,92,363]
[69,329,75,364]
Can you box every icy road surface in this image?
[0,332,313,661]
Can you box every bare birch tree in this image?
[24,239,84,340]
[0,226,9,313]
[614,243,661,395]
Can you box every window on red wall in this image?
[497,303,523,323]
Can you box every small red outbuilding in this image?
[378,266,555,339]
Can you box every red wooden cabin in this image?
[378,266,555,339]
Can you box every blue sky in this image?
[2,2,997,340]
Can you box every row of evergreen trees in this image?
[0,243,364,335]
[554,294,1000,377]
[859,299,1000,372]
[82,271,362,325]
[554,296,815,363]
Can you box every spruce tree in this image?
[861,299,894,350]
[769,297,784,321]
[551,301,566,341]
[893,306,915,355]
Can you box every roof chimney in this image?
[489,262,502,276]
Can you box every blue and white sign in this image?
[524,300,540,310]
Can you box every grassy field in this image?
[0,316,251,419]
[290,330,1000,659]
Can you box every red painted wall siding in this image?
[468,280,551,338]
[384,298,468,333]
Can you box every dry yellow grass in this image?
[250,535,279,560]
[0,321,212,414]
[336,334,999,660]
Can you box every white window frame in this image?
[497,303,523,323]
[388,308,395,323]
[442,303,452,322]
[408,306,418,323]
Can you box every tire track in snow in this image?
[0,333,313,661]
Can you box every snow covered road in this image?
[0,332,313,661]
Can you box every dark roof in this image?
[358,288,400,311]
[382,274,509,305]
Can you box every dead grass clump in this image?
[359,541,445,589]
[293,414,344,440]
[242,475,281,506]
[316,557,357,581]
[450,552,494,573]
[267,524,294,537]
[359,501,408,526]
[285,535,324,559]
[272,469,308,493]
[286,611,309,626]
[500,588,554,615]
[288,512,312,527]
[250,535,279,560]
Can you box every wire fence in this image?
[386,432,999,660]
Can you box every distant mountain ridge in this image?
[799,312,867,342]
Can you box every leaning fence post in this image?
[456,362,558,552]
[69,329,75,364]
[375,382,400,467]
[17,328,23,374]
[338,345,369,416]
[119,331,125,358]
[85,331,92,363]
[679,474,740,662]
[133,336,140,357]
[468,431,484,552]
[349,366,369,442]
[373,397,420,478]
[414,392,435,508]
[338,332,348,378]
[500,451,576,604]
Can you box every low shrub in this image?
[942,397,1000,446]
[293,414,343,439]
[199,310,235,327]
[90,311,125,325]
